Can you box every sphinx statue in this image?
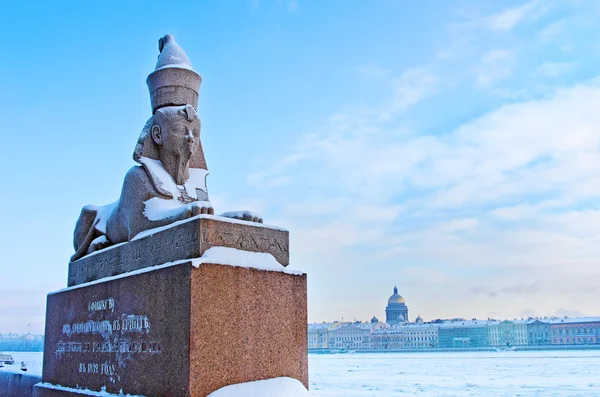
[71,34,262,261]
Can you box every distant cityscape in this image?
[308,286,600,352]
[2,286,598,354]
[0,333,44,351]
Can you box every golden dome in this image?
[388,286,405,304]
[388,294,405,304]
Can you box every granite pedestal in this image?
[36,217,307,397]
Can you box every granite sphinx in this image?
[71,34,262,261]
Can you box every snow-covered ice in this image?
[0,351,42,376]
[6,350,600,396]
[309,350,600,396]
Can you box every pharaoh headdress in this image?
[133,34,208,200]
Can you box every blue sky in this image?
[2,0,600,334]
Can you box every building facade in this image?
[401,323,439,348]
[487,321,500,346]
[311,317,600,351]
[372,322,439,350]
[308,320,387,351]
[527,319,550,345]
[385,286,409,326]
[550,317,600,345]
[513,320,528,346]
[308,323,336,350]
[371,328,404,350]
[438,320,489,348]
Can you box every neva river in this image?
[308,350,600,396]
[3,350,599,396]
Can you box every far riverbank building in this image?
[386,286,409,325]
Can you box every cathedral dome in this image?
[388,286,405,304]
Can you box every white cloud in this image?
[489,204,540,220]
[450,0,547,33]
[439,218,479,232]
[247,68,438,191]
[475,49,513,86]
[390,69,438,111]
[487,0,543,31]
[538,18,570,45]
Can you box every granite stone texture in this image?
[68,216,289,286]
[147,34,201,114]
[40,260,307,397]
[189,263,308,397]
[147,67,201,114]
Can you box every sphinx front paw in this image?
[191,201,214,216]
[220,210,263,224]
[88,235,111,254]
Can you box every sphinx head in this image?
[150,104,200,184]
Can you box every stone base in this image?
[68,215,290,286]
[40,260,307,397]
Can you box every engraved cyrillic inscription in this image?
[54,296,162,381]
[88,298,115,313]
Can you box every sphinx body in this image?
[72,104,211,261]
[70,35,262,262]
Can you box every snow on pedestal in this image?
[193,246,302,274]
[206,377,311,397]
[35,383,145,397]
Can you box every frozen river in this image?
[2,350,599,396]
[309,350,600,396]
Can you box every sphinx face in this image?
[152,106,201,184]
[161,114,200,162]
